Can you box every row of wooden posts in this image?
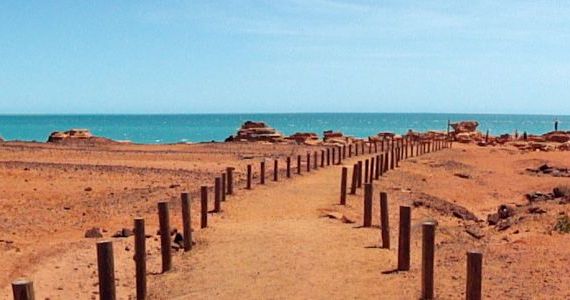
[337,139,482,300]
[11,137,461,300]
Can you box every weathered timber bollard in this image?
[320,149,325,167]
[350,164,358,195]
[361,142,365,154]
[383,152,389,174]
[395,148,400,168]
[226,167,234,195]
[338,146,342,164]
[200,186,208,228]
[374,141,378,153]
[380,192,390,249]
[297,155,301,175]
[364,159,370,184]
[340,167,348,205]
[313,151,318,169]
[221,173,226,202]
[343,145,346,158]
[370,157,375,182]
[180,193,192,251]
[306,152,311,172]
[421,221,436,300]
[355,143,359,156]
[363,183,373,227]
[96,240,116,300]
[398,206,411,271]
[12,279,34,300]
[348,144,353,157]
[247,164,252,189]
[134,218,147,300]
[327,148,331,165]
[274,159,279,182]
[332,147,335,164]
[357,161,363,188]
[286,157,291,178]
[214,177,221,212]
[466,251,483,300]
[390,149,395,170]
[379,154,384,177]
[368,142,372,154]
[374,154,380,180]
[260,161,266,184]
[158,201,172,273]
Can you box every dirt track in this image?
[1,141,569,299]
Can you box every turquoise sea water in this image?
[0,113,567,144]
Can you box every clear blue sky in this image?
[1,1,569,114]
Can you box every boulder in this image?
[84,227,103,238]
[553,186,570,198]
[451,121,479,133]
[287,132,319,144]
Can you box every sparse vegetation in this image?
[554,215,570,233]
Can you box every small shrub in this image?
[554,215,570,233]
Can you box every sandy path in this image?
[149,156,418,299]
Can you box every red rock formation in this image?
[230,121,285,143]
[47,129,116,145]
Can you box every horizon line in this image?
[0,112,567,117]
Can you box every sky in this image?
[1,1,569,115]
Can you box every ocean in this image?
[0,113,567,144]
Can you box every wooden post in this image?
[348,144,352,157]
[340,167,348,205]
[355,143,359,156]
[214,177,221,212]
[286,157,291,178]
[361,142,365,154]
[321,150,325,167]
[338,146,342,164]
[363,183,373,227]
[313,151,318,169]
[379,154,384,177]
[306,152,311,172]
[421,222,436,300]
[380,192,390,249]
[221,173,226,202]
[226,167,234,195]
[343,145,346,158]
[357,161,363,188]
[158,201,172,273]
[466,251,483,300]
[375,155,380,179]
[370,157,375,182]
[364,159,370,184]
[350,164,358,195]
[384,152,388,174]
[200,186,208,228]
[180,193,192,251]
[374,141,378,153]
[274,159,279,181]
[332,147,335,165]
[247,164,252,189]
[134,218,147,300]
[297,155,301,175]
[390,149,395,170]
[12,279,34,300]
[395,147,400,168]
[327,148,331,165]
[398,206,411,271]
[96,240,116,300]
[260,161,266,184]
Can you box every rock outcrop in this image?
[47,129,116,145]
[228,121,286,143]
[450,121,483,143]
[287,132,319,145]
[542,131,570,143]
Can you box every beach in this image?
[1,129,569,299]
